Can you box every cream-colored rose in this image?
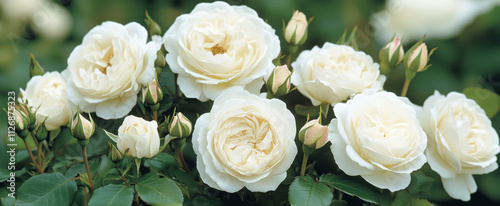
[20,71,71,131]
[31,2,72,41]
[163,1,280,101]
[371,0,496,43]
[329,90,427,191]
[65,21,162,119]
[192,91,297,192]
[291,42,385,106]
[117,115,160,159]
[421,91,500,201]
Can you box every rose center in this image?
[209,44,226,55]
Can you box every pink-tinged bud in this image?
[267,65,292,97]
[169,112,192,139]
[70,113,95,140]
[14,107,30,138]
[379,37,404,66]
[405,42,430,72]
[284,11,308,45]
[298,119,329,149]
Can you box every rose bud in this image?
[14,106,30,138]
[169,112,192,139]
[70,113,95,141]
[379,37,404,67]
[144,75,163,106]
[29,53,45,78]
[145,11,162,37]
[108,142,124,163]
[117,115,160,158]
[406,43,428,72]
[284,11,308,46]
[298,119,329,150]
[34,122,49,141]
[155,49,166,68]
[266,65,292,97]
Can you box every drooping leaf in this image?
[318,174,381,204]
[289,176,333,206]
[134,173,183,206]
[15,172,77,206]
[462,87,500,118]
[88,184,134,206]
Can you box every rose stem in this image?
[31,132,44,168]
[286,55,292,67]
[152,110,158,123]
[37,142,43,169]
[23,137,43,174]
[82,146,94,192]
[300,153,309,176]
[401,78,411,97]
[176,147,191,175]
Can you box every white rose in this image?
[163,1,280,101]
[421,91,500,201]
[31,2,72,41]
[329,90,427,192]
[371,0,496,43]
[21,71,71,131]
[117,115,160,159]
[291,42,385,106]
[192,91,297,192]
[65,21,162,119]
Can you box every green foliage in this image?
[463,87,500,118]
[134,173,184,206]
[88,184,134,206]
[318,174,381,204]
[289,176,333,206]
[15,173,77,206]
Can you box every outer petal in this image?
[95,94,137,120]
[442,174,477,201]
[362,171,411,192]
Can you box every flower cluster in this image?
[12,1,500,205]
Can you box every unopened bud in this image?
[406,43,428,72]
[284,11,308,46]
[144,74,163,106]
[14,107,29,138]
[29,53,45,78]
[267,65,292,97]
[108,143,123,163]
[379,37,404,66]
[70,113,95,140]
[169,112,192,139]
[298,119,328,149]
[145,11,162,37]
[34,123,48,141]
[155,49,166,68]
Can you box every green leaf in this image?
[103,129,118,142]
[318,174,381,204]
[145,152,176,173]
[295,104,320,117]
[407,198,432,206]
[329,199,348,206]
[15,172,77,206]
[289,176,333,206]
[462,87,500,118]
[408,171,435,195]
[88,184,134,206]
[134,173,184,206]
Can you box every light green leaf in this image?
[134,173,183,206]
[318,174,381,204]
[289,176,333,206]
[462,87,500,118]
[88,184,134,206]
[15,172,77,206]
[103,129,118,142]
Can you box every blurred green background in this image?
[1,0,500,205]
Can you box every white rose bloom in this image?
[163,1,280,101]
[65,21,162,119]
[0,0,45,20]
[20,71,71,131]
[32,2,72,41]
[192,91,297,192]
[291,42,385,106]
[117,115,160,159]
[371,0,497,43]
[421,91,500,201]
[329,90,427,192]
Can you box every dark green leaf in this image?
[318,174,380,204]
[462,87,500,118]
[295,104,320,117]
[330,199,348,206]
[134,173,183,206]
[145,152,176,173]
[88,184,134,206]
[408,171,435,195]
[289,176,333,206]
[15,172,77,206]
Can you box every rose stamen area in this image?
[210,44,226,55]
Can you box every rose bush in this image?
[163,1,280,101]
[420,91,500,201]
[192,90,297,192]
[117,115,160,159]
[20,71,71,131]
[65,21,162,119]
[291,42,385,106]
[329,90,427,191]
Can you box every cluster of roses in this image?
[14,1,499,202]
